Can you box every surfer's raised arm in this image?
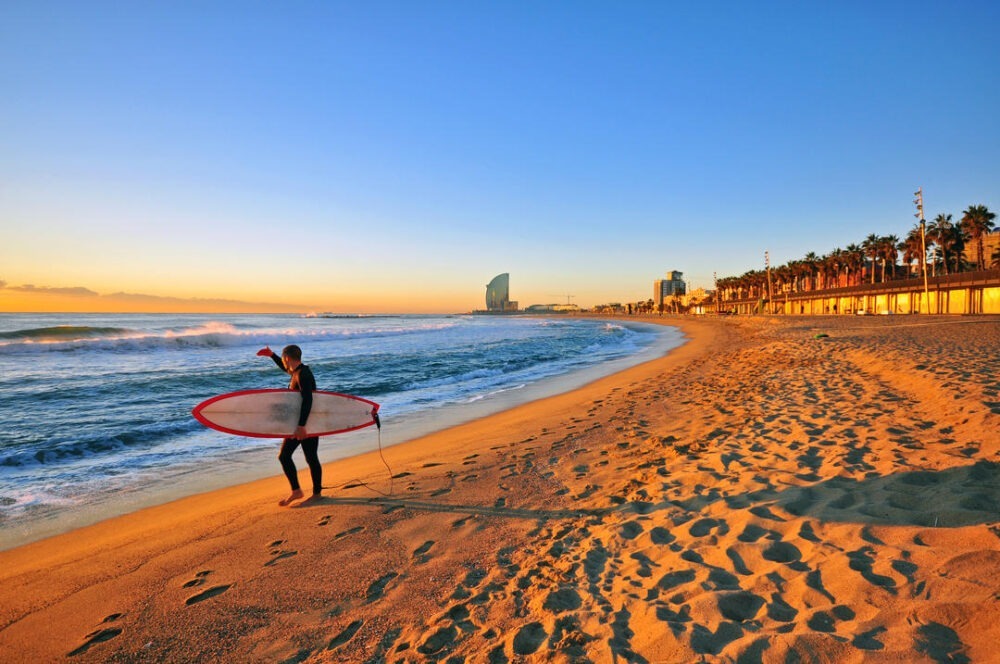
[258,346,286,372]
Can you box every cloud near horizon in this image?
[0,280,312,312]
[3,283,101,297]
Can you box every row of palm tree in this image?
[717,204,997,301]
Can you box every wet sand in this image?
[0,315,997,662]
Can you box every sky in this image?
[2,1,998,313]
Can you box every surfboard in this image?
[192,389,380,438]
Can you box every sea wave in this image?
[0,419,201,468]
[0,325,134,341]
[0,320,461,354]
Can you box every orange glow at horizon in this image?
[0,287,479,315]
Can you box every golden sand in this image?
[0,315,997,662]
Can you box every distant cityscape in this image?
[476,271,710,315]
[478,273,581,314]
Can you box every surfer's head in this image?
[281,345,302,362]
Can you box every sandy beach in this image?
[0,315,997,663]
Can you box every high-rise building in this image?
[486,273,512,312]
[654,271,686,308]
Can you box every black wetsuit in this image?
[269,353,322,495]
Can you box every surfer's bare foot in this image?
[278,490,304,506]
[293,493,323,508]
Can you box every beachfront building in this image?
[965,230,1000,271]
[485,273,518,312]
[524,303,581,313]
[654,271,687,311]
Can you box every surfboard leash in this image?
[373,412,395,496]
[329,411,395,497]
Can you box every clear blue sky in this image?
[2,1,998,311]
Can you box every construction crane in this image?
[548,294,576,305]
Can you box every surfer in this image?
[257,344,322,506]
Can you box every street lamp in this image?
[915,188,929,313]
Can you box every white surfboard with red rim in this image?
[192,389,380,438]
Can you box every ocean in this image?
[0,313,682,548]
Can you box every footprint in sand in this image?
[853,625,888,650]
[182,570,213,588]
[417,625,458,656]
[726,548,753,576]
[762,540,804,566]
[690,622,743,656]
[327,619,364,650]
[263,539,298,566]
[619,521,644,540]
[737,524,772,542]
[847,547,897,592]
[512,621,548,655]
[451,515,474,529]
[543,588,583,613]
[688,517,727,537]
[333,526,365,541]
[68,625,124,657]
[807,605,856,633]
[915,622,971,661]
[766,593,799,622]
[413,540,435,564]
[366,572,400,602]
[185,584,232,606]
[717,591,766,622]
[265,550,298,567]
[650,527,676,545]
[318,515,332,527]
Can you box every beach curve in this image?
[0,315,997,662]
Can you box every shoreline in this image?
[1,315,997,662]
[0,317,682,552]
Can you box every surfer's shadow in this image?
[293,461,1000,529]
[671,461,1000,529]
[300,495,609,522]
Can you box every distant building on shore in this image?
[524,303,581,313]
[485,273,518,312]
[654,271,686,310]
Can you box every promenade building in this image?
[654,271,686,309]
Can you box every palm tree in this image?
[949,222,968,274]
[928,214,956,275]
[823,247,844,288]
[863,234,881,283]
[803,252,821,291]
[901,227,925,278]
[844,243,864,286]
[961,204,997,271]
[880,235,899,281]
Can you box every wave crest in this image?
[0,320,460,354]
